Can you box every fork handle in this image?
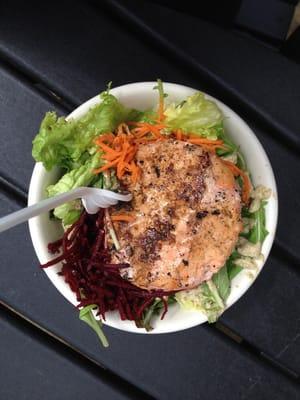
[0,188,85,233]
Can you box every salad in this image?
[32,81,271,347]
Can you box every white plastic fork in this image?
[0,187,132,233]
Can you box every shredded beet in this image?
[42,210,174,324]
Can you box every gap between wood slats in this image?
[0,174,28,205]
[0,301,155,400]
[94,0,300,157]
[1,299,299,389]
[0,1,298,158]
[0,48,77,111]
[214,322,300,381]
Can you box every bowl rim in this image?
[28,81,278,334]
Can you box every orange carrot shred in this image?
[111,214,135,222]
[176,129,183,140]
[94,121,230,187]
[96,142,121,156]
[222,160,251,204]
[94,121,166,184]
[187,137,224,145]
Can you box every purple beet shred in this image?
[42,210,174,323]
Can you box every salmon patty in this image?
[111,139,242,291]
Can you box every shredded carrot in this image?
[187,137,224,145]
[94,121,230,186]
[111,214,135,222]
[130,121,166,138]
[172,132,227,152]
[96,142,121,156]
[103,152,121,161]
[222,160,251,204]
[128,121,165,129]
[176,129,183,140]
[94,121,168,184]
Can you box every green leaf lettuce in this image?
[175,280,224,323]
[164,92,222,139]
[32,91,136,171]
[47,153,101,226]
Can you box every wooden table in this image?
[0,1,299,399]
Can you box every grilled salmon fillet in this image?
[111,139,242,291]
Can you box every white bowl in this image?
[28,82,278,334]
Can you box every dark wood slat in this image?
[244,122,300,263]
[107,0,300,151]
[0,196,299,399]
[221,255,300,371]
[0,307,135,400]
[0,1,191,106]
[0,65,65,192]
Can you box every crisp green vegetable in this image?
[132,79,167,124]
[212,265,230,301]
[134,109,157,124]
[164,92,222,139]
[215,123,248,170]
[237,151,247,170]
[153,79,166,99]
[207,280,224,309]
[137,296,176,331]
[226,252,243,280]
[175,258,242,323]
[216,123,237,156]
[32,87,139,225]
[79,304,109,348]
[47,153,101,225]
[154,78,167,112]
[175,281,224,323]
[102,172,121,250]
[227,264,243,280]
[32,91,136,171]
[248,201,268,244]
[242,200,268,244]
[50,201,82,227]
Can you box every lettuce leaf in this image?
[164,92,222,139]
[133,109,157,124]
[175,280,224,323]
[32,91,135,171]
[47,153,101,225]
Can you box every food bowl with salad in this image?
[28,81,278,347]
